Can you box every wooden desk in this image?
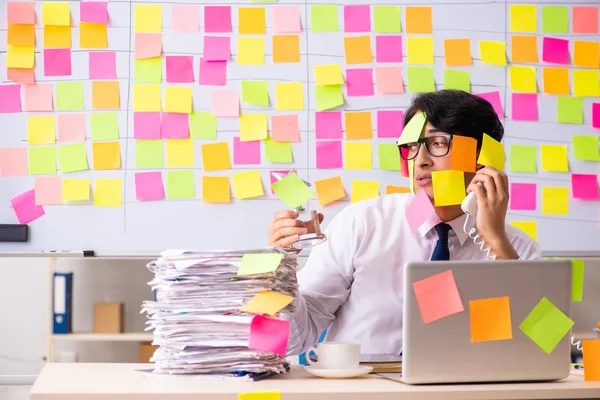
[30,363,600,400]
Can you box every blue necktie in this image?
[430,223,451,261]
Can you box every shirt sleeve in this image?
[506,225,543,260]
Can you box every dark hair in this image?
[403,90,504,148]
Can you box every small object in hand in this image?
[286,209,326,251]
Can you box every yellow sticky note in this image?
[92,81,120,110]
[80,23,108,48]
[477,134,505,171]
[480,41,507,66]
[7,44,34,68]
[540,145,568,172]
[351,180,379,203]
[273,35,300,63]
[314,176,345,206]
[201,142,231,172]
[42,2,70,26]
[432,170,466,206]
[94,178,122,207]
[166,139,194,167]
[44,25,71,48]
[344,36,373,64]
[574,41,600,69]
[510,221,537,241]
[275,82,304,110]
[135,4,162,32]
[543,68,569,95]
[345,111,373,140]
[62,179,90,201]
[470,297,513,342]
[240,114,268,141]
[542,187,569,215]
[8,23,35,46]
[345,142,372,170]
[232,171,264,199]
[238,37,264,65]
[510,5,537,32]
[164,86,192,113]
[28,116,56,145]
[510,66,537,93]
[574,70,600,97]
[407,37,434,64]
[134,84,161,112]
[92,142,121,170]
[240,291,294,316]
[239,7,266,34]
[314,64,344,86]
[202,176,231,203]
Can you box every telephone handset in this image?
[461,182,495,260]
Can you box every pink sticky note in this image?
[80,2,108,24]
[172,5,199,33]
[89,52,117,80]
[375,66,404,94]
[161,112,189,139]
[542,37,570,65]
[166,56,194,83]
[233,137,261,164]
[271,115,300,142]
[0,85,22,113]
[376,35,402,63]
[11,189,45,224]
[0,148,28,177]
[405,188,436,233]
[204,6,232,33]
[476,91,504,119]
[8,68,35,84]
[270,170,290,194]
[316,141,343,169]
[573,6,598,34]
[273,6,301,33]
[377,110,403,139]
[199,59,227,86]
[572,174,599,200]
[412,270,464,324]
[44,49,71,76]
[24,84,53,112]
[58,114,86,142]
[203,36,231,61]
[315,112,343,139]
[512,93,538,121]
[134,112,162,140]
[510,183,536,210]
[34,176,62,205]
[344,5,371,32]
[135,172,165,201]
[248,315,290,357]
[211,90,239,117]
[346,68,374,96]
[7,2,35,24]
[592,103,600,129]
[135,33,162,59]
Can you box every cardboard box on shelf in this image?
[139,342,158,363]
[93,303,124,333]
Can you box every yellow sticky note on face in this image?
[42,2,70,26]
[44,25,71,48]
[241,291,294,316]
[574,70,600,97]
[480,41,507,66]
[94,178,122,207]
[315,176,345,206]
[239,7,266,34]
[164,86,192,113]
[92,81,120,110]
[28,116,56,145]
[543,68,569,95]
[432,170,466,206]
[510,221,537,241]
[202,176,231,203]
[201,142,231,172]
[135,4,162,32]
[314,64,344,86]
[574,41,600,69]
[540,145,568,172]
[407,37,434,64]
[7,44,34,68]
[80,23,108,48]
[477,134,505,171]
[238,38,264,65]
[351,180,379,203]
[345,142,372,170]
[62,179,90,201]
[92,142,121,170]
[134,84,161,112]
[510,66,537,93]
[344,36,373,64]
[240,114,268,141]
[470,297,513,342]
[509,5,537,32]
[232,171,264,199]
[542,187,569,215]
[166,139,194,167]
[275,82,304,110]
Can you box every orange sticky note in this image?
[351,180,379,203]
[543,68,569,95]
[469,296,513,342]
[315,176,345,206]
[405,6,432,34]
[92,81,120,109]
[273,35,300,63]
[385,185,410,194]
[202,176,231,203]
[92,142,121,170]
[239,7,266,34]
[8,23,35,46]
[582,340,600,381]
[432,170,465,206]
[574,41,600,69]
[344,36,373,64]
[510,35,538,63]
[240,291,294,316]
[412,270,464,324]
[345,111,373,140]
[201,142,232,172]
[80,22,108,48]
[44,25,71,48]
[444,38,472,66]
[451,135,477,172]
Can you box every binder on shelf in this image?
[53,272,73,334]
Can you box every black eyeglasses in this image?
[397,134,453,161]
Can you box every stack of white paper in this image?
[140,248,298,377]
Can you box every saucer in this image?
[304,365,373,379]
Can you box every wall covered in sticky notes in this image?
[0,0,599,253]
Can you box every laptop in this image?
[397,259,573,384]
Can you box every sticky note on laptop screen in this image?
[519,296,574,354]
[477,133,505,170]
[412,269,464,324]
[450,136,477,172]
[469,296,513,342]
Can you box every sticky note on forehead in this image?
[477,133,505,171]
[451,136,477,172]
[397,112,426,145]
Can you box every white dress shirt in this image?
[283,193,543,356]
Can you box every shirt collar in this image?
[416,211,472,246]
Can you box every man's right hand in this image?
[267,210,324,248]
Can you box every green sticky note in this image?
[272,172,316,208]
[242,81,269,107]
[509,144,537,173]
[190,111,217,139]
[264,137,293,163]
[374,6,401,33]
[519,296,574,354]
[58,143,89,173]
[29,147,57,175]
[315,84,344,111]
[407,67,435,93]
[91,112,119,140]
[56,82,84,111]
[378,144,400,170]
[409,159,415,194]
[444,69,470,92]
[397,111,426,145]
[557,96,583,124]
[134,57,162,83]
[542,6,568,33]
[572,136,600,161]
[571,259,584,302]
[166,170,195,199]
[311,4,338,32]
[238,253,284,276]
[136,140,163,168]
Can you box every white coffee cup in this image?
[306,342,361,370]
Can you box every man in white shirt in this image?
[266,90,542,356]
